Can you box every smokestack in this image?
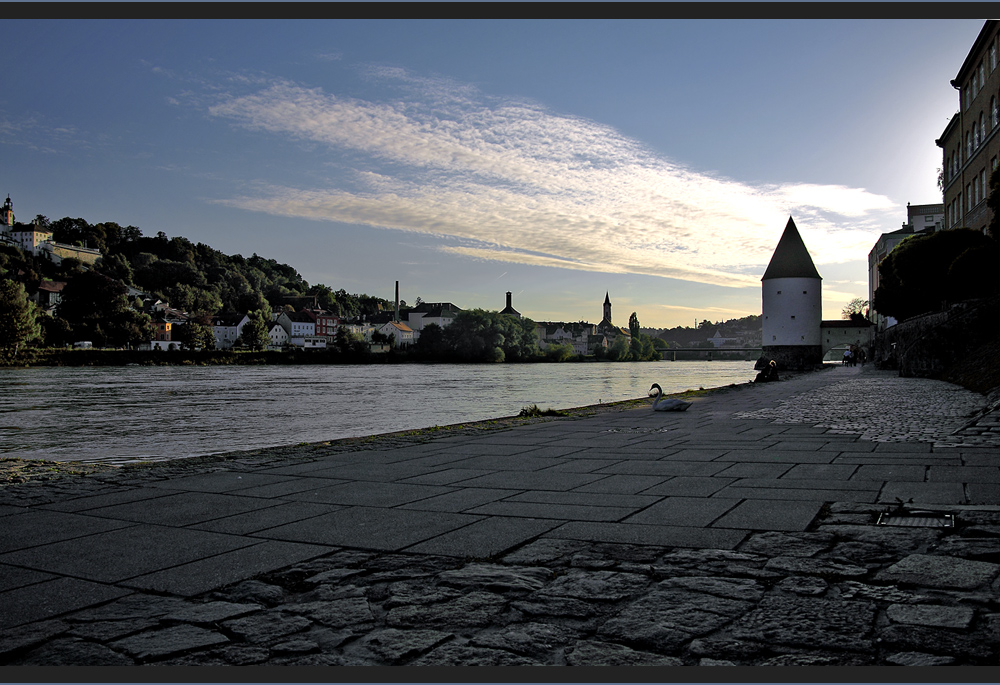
[395,281,399,322]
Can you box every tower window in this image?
[803,291,807,294]
[777,290,782,295]
[791,316,796,319]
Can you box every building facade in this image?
[936,20,1000,235]
[867,203,944,331]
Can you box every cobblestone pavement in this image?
[734,368,1000,448]
[2,365,1000,669]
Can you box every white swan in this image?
[649,383,692,412]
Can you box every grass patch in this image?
[518,404,569,418]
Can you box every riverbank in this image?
[0,379,750,485]
[2,365,1000,670]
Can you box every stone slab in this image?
[594,461,730,477]
[713,463,794,479]
[0,577,131,630]
[0,510,136,554]
[254,507,482,551]
[711,499,823,532]
[569,474,669,494]
[715,486,877,503]
[547,521,747,550]
[124,541,330,596]
[190,501,343,535]
[404,517,562,558]
[85,491,283,527]
[283,481,454,507]
[466,500,637,522]
[39,487,182,513]
[876,554,1000,590]
[0,564,56,592]
[780,463,859,480]
[886,603,975,629]
[878,482,967,505]
[927,466,1000,483]
[712,450,836,464]
[444,471,605,491]
[502,490,659,509]
[640,477,735,497]
[623,497,740,527]
[850,465,927,482]
[145,470,297,492]
[396,488,516,513]
[0,524,256,583]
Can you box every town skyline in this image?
[0,18,985,328]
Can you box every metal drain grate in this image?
[876,511,955,528]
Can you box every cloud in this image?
[206,72,898,289]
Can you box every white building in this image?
[761,217,823,367]
[267,322,289,350]
[378,321,414,347]
[403,302,462,340]
[212,314,249,350]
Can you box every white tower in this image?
[761,217,823,368]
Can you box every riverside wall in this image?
[875,295,1000,380]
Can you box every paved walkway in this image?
[2,365,1000,667]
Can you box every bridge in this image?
[660,347,762,361]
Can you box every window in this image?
[974,177,979,205]
[980,63,986,93]
[993,43,998,71]
[993,156,998,171]
[982,169,988,200]
[968,185,973,210]
[994,97,999,128]
[982,113,987,143]
[968,131,973,158]
[975,125,980,149]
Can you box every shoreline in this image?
[0,376,773,484]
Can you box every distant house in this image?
[151,316,172,342]
[535,321,597,356]
[32,279,65,312]
[212,314,249,350]
[268,322,289,350]
[403,302,462,340]
[378,320,414,347]
[277,310,317,347]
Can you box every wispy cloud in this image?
[205,71,896,289]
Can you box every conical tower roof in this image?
[761,217,822,281]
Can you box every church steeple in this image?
[1,195,13,228]
[602,291,612,324]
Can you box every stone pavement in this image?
[2,364,1000,668]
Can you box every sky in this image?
[0,17,987,329]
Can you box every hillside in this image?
[1,217,391,321]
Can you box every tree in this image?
[58,271,153,348]
[873,229,997,321]
[841,298,869,320]
[629,312,640,338]
[0,279,41,356]
[240,310,270,351]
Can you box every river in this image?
[0,361,757,464]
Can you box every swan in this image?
[649,383,692,412]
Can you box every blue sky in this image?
[0,18,986,328]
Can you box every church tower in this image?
[761,217,823,369]
[602,292,612,324]
[1,195,13,228]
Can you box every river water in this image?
[0,361,757,464]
